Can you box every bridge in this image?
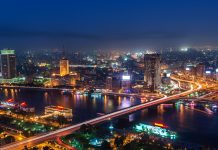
[181,91,218,102]
[102,91,162,98]
[0,77,202,150]
[69,64,97,68]
[0,85,61,91]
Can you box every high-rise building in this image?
[0,49,16,79]
[60,58,69,76]
[216,69,218,80]
[122,73,131,91]
[144,53,161,92]
[106,76,113,90]
[195,63,205,77]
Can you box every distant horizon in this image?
[1,0,218,51]
[1,47,218,54]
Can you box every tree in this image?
[31,147,39,150]
[80,124,88,133]
[114,136,124,148]
[141,133,149,144]
[43,146,50,150]
[116,118,130,129]
[123,141,138,150]
[57,115,68,126]
[0,127,4,134]
[4,136,15,144]
[79,124,95,134]
[23,145,28,150]
[101,140,111,150]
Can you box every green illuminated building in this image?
[0,49,16,79]
[133,123,176,139]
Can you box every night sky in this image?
[0,0,218,51]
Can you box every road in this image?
[56,137,76,150]
[0,77,202,150]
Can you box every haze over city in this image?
[1,0,218,50]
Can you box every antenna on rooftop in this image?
[62,45,66,59]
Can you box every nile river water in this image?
[0,88,217,147]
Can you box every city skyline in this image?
[0,0,218,50]
[0,1,218,149]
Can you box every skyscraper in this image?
[122,72,131,91]
[216,69,218,80]
[144,53,161,92]
[60,58,69,76]
[0,49,16,79]
[195,63,205,77]
[106,76,113,90]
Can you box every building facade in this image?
[60,58,69,76]
[121,73,131,91]
[0,49,16,79]
[195,63,205,77]
[144,53,161,92]
[45,105,72,118]
[106,76,113,90]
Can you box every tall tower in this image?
[106,76,113,90]
[122,72,131,91]
[60,46,69,76]
[0,49,16,79]
[144,53,161,92]
[60,58,69,76]
[196,63,205,77]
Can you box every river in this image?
[0,88,217,147]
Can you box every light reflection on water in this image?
[0,88,218,147]
[0,88,141,123]
[126,102,218,147]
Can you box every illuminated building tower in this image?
[196,63,205,77]
[60,58,69,76]
[0,49,16,79]
[106,76,112,90]
[216,69,218,80]
[122,73,131,91]
[144,54,161,92]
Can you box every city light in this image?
[185,67,190,71]
[0,1,218,149]
[206,71,211,74]
[180,48,188,51]
[134,123,176,139]
[122,75,130,80]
